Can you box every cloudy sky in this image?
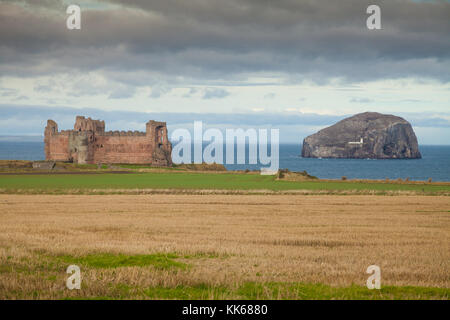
[0,0,449,143]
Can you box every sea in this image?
[0,141,449,182]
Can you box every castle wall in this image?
[44,117,172,165]
[45,134,70,161]
[93,135,155,164]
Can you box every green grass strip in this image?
[0,172,449,193]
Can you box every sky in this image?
[0,0,449,144]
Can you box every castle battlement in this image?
[102,131,147,137]
[44,116,172,165]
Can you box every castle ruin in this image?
[44,116,172,166]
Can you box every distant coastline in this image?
[0,135,44,142]
[0,135,449,146]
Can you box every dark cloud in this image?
[202,87,230,99]
[1,0,64,10]
[0,0,449,83]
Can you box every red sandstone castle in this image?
[44,116,172,166]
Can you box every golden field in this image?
[0,194,449,299]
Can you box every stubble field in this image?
[0,194,449,299]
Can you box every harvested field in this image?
[0,194,449,299]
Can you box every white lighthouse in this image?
[348,138,364,145]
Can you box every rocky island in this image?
[301,112,421,159]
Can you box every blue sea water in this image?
[224,144,450,182]
[0,141,46,162]
[0,141,449,182]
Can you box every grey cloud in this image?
[31,76,137,98]
[182,87,198,98]
[34,84,53,93]
[0,87,19,97]
[13,95,29,101]
[1,0,64,10]
[108,87,135,99]
[150,85,171,99]
[1,105,449,137]
[202,88,230,99]
[0,0,449,84]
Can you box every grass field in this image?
[0,172,449,194]
[0,194,448,299]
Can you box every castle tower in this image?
[146,120,172,166]
[73,116,105,133]
[44,120,58,160]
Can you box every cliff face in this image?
[301,112,421,159]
